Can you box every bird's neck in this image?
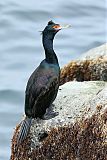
[42,34,58,64]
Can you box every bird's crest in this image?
[48,20,55,25]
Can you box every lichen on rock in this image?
[60,43,107,84]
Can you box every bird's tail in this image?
[17,116,32,145]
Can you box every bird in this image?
[17,20,68,145]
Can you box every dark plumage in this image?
[17,21,62,145]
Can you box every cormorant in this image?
[17,20,67,145]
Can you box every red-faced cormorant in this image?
[17,20,67,145]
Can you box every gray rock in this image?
[30,81,107,149]
[80,43,107,60]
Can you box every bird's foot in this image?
[43,111,59,120]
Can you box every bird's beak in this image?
[59,24,71,29]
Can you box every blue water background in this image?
[0,0,106,159]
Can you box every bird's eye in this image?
[52,25,60,29]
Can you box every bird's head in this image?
[42,20,70,40]
[43,20,61,34]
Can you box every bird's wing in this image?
[25,67,59,116]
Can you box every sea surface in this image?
[0,0,106,159]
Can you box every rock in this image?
[11,81,107,160]
[60,43,107,85]
[80,43,107,60]
[11,44,107,160]
[30,81,106,148]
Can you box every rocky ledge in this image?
[60,43,107,84]
[11,44,107,160]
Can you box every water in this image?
[0,0,106,159]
